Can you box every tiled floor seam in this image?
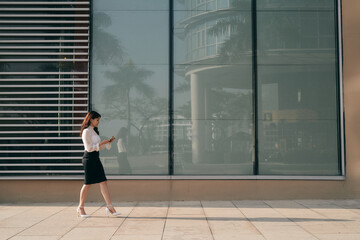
[263,200,321,240]
[230,200,265,238]
[160,201,170,240]
[109,202,139,239]
[200,201,215,240]
[294,200,338,220]
[329,201,360,217]
[58,204,103,240]
[7,203,75,240]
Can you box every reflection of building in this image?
[144,115,192,153]
[176,0,252,164]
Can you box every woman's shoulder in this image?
[82,127,91,134]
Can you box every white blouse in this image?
[117,138,127,153]
[82,126,111,152]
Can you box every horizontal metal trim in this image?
[170,175,346,180]
[0,98,88,101]
[0,137,81,139]
[0,52,88,56]
[0,150,84,153]
[0,79,88,81]
[0,8,90,11]
[0,20,89,24]
[0,14,89,17]
[0,111,87,114]
[0,40,88,43]
[0,176,84,180]
[0,104,87,107]
[0,143,82,146]
[0,171,84,173]
[0,72,88,75]
[0,59,88,62]
[0,157,82,159]
[0,175,346,180]
[0,85,87,88]
[0,102,87,106]
[0,27,89,30]
[0,124,82,127]
[0,46,88,49]
[0,164,82,167]
[0,92,88,94]
[0,117,84,120]
[107,175,171,180]
[0,130,80,133]
[0,2,89,5]
[0,1,90,5]
[0,33,89,36]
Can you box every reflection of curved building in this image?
[178,0,251,64]
[176,0,253,164]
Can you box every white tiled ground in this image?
[1,200,360,240]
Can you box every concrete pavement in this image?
[1,200,360,240]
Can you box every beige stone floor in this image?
[1,200,360,240]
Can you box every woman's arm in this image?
[99,136,115,151]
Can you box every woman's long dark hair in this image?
[80,111,101,136]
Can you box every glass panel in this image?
[257,0,340,175]
[92,1,169,175]
[173,0,253,175]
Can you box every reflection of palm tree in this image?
[207,13,251,63]
[102,60,155,140]
[132,97,168,153]
[93,12,124,64]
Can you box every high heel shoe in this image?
[105,205,121,217]
[77,206,90,218]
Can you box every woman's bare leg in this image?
[99,181,117,213]
[78,184,91,214]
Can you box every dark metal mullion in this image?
[168,0,174,176]
[251,0,259,175]
[334,0,343,175]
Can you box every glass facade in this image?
[92,0,342,177]
[91,0,169,175]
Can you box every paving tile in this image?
[0,206,33,222]
[202,201,261,236]
[9,236,60,240]
[111,235,162,240]
[1,200,360,240]
[234,201,317,239]
[163,214,213,240]
[60,227,118,240]
[0,206,68,228]
[0,227,24,240]
[295,200,360,234]
[115,220,165,235]
[127,202,168,220]
[315,234,360,240]
[18,203,102,236]
[168,201,203,216]
[213,234,265,240]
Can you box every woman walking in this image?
[116,127,132,174]
[77,111,120,218]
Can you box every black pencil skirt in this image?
[82,151,107,185]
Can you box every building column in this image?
[190,73,205,163]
